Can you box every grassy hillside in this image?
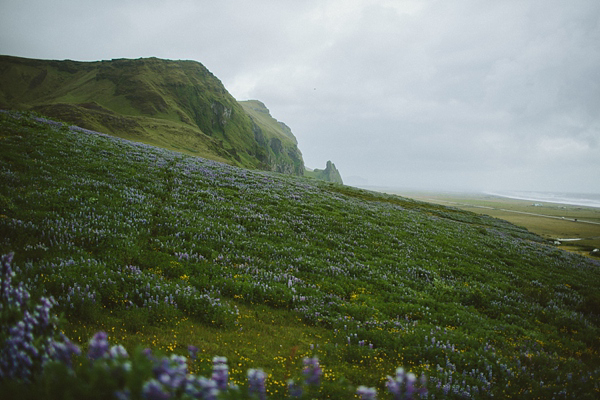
[1,111,600,398]
[0,55,304,174]
[391,191,600,259]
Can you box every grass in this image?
[1,111,600,398]
[394,191,600,258]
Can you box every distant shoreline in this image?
[484,191,600,209]
[362,186,600,209]
[385,188,600,258]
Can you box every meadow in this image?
[393,192,600,259]
[1,111,600,398]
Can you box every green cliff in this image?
[238,100,304,175]
[0,55,305,174]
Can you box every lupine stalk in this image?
[211,356,228,390]
[247,368,267,400]
[88,331,110,360]
[302,356,322,386]
[386,367,427,399]
[287,379,303,398]
[357,385,378,400]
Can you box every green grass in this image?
[1,111,600,398]
[397,191,600,259]
[0,55,304,175]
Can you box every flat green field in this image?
[386,190,600,259]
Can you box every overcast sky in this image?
[1,0,599,193]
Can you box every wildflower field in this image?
[1,111,599,398]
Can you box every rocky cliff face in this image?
[311,161,343,184]
[239,100,304,176]
[0,55,305,176]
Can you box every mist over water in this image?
[486,191,600,209]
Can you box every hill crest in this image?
[0,55,305,175]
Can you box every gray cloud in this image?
[1,0,599,193]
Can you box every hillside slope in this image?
[1,112,599,398]
[0,55,304,174]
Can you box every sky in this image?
[1,0,599,193]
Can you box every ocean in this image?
[486,191,600,209]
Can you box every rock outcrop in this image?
[310,161,343,184]
[239,100,304,176]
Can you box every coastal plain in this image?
[390,190,600,258]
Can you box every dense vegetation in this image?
[1,111,599,398]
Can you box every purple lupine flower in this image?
[185,376,219,400]
[211,356,228,390]
[142,379,171,400]
[187,345,199,360]
[357,385,378,400]
[303,357,322,386]
[247,368,267,400]
[142,348,155,361]
[404,372,417,398]
[1,322,38,381]
[386,367,427,399]
[46,334,81,366]
[1,253,30,309]
[0,252,15,301]
[153,355,187,390]
[114,389,131,400]
[418,374,427,397]
[109,344,128,359]
[87,331,109,360]
[35,297,56,330]
[0,253,84,380]
[287,379,303,398]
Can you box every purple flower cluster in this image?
[386,367,427,399]
[211,356,229,390]
[0,252,29,309]
[287,379,303,398]
[86,331,129,362]
[88,331,110,360]
[142,353,238,400]
[302,356,323,386]
[88,335,228,400]
[286,356,324,398]
[0,253,80,381]
[154,355,188,391]
[356,385,377,400]
[247,368,267,400]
